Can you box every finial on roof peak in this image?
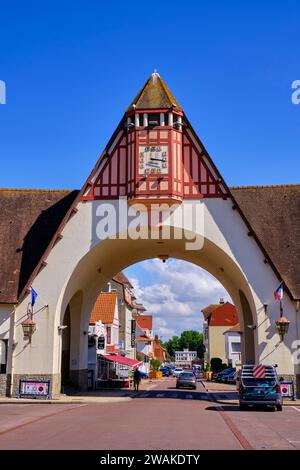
[152,69,160,83]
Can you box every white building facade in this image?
[175,349,197,367]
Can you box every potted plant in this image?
[150,359,162,379]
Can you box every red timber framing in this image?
[81,122,227,202]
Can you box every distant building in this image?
[223,323,242,368]
[175,349,197,367]
[202,300,239,365]
[153,335,167,363]
[88,291,120,386]
[135,314,153,375]
[102,272,138,359]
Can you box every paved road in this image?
[0,378,299,450]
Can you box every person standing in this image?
[133,368,141,391]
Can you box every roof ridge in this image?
[0,188,76,192]
[231,184,300,190]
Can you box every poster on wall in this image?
[18,380,50,399]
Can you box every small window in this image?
[106,327,111,344]
[231,342,241,353]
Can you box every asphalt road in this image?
[0,378,300,450]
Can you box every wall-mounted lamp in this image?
[275,315,290,342]
[158,254,169,263]
[21,304,36,342]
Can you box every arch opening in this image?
[57,233,257,393]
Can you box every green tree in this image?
[163,335,180,359]
[179,330,204,359]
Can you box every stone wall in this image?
[0,374,7,396]
[9,373,61,399]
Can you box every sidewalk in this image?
[201,380,300,406]
[0,378,167,405]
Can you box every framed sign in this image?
[18,380,50,399]
[280,381,295,400]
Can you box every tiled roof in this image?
[231,185,300,299]
[1,181,299,304]
[202,304,221,319]
[126,71,183,111]
[90,292,118,324]
[137,334,152,342]
[201,302,238,327]
[136,314,153,331]
[113,271,133,288]
[0,188,78,303]
[223,323,242,334]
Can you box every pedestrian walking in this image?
[133,368,141,391]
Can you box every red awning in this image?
[101,354,143,369]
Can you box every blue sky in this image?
[0,1,299,338]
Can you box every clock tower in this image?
[82,71,227,203]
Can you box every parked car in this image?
[221,368,236,383]
[194,370,203,381]
[167,365,176,375]
[138,371,149,379]
[214,367,235,382]
[176,372,197,390]
[159,367,170,377]
[173,367,184,377]
[239,364,283,411]
[235,370,241,390]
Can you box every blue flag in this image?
[31,287,38,307]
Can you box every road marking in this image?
[216,405,253,450]
[291,406,300,413]
[156,393,165,398]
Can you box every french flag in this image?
[274,281,284,301]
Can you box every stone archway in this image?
[55,229,257,392]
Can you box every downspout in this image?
[8,304,17,397]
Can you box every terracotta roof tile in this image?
[90,292,118,324]
[223,322,242,334]
[136,314,153,331]
[113,272,133,288]
[202,302,238,326]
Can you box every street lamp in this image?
[21,304,36,342]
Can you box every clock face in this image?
[138,145,169,175]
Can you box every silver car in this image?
[176,372,197,390]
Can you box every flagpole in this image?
[280,300,283,317]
